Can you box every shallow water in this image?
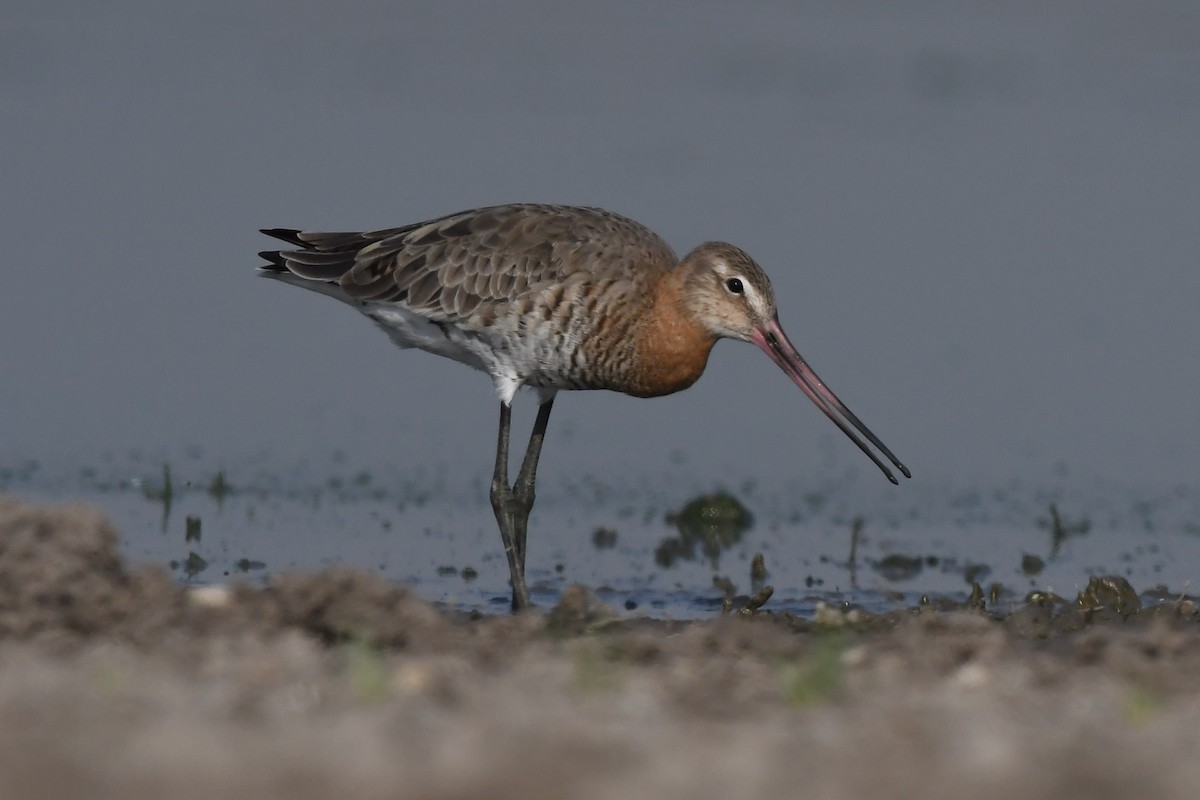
[6,455,1197,618]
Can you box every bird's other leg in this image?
[489,402,530,611]
[512,396,555,574]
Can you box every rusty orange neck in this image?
[625,268,718,398]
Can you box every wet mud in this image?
[2,494,1199,800]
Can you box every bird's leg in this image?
[511,397,555,574]
[490,402,531,611]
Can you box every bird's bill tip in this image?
[750,318,910,484]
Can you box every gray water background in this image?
[3,2,1199,612]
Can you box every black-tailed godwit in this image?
[259,204,909,610]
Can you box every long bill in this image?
[750,316,911,485]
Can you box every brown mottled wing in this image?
[260,204,676,323]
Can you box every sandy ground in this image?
[1,494,1199,800]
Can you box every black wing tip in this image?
[257,249,288,271]
[260,228,307,247]
[258,229,306,272]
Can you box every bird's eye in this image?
[725,277,744,294]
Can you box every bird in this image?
[258,203,909,611]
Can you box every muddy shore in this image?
[1,494,1198,800]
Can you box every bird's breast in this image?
[547,270,717,398]
[621,299,716,397]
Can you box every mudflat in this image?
[2,495,1198,800]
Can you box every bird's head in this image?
[678,242,777,342]
[677,240,910,485]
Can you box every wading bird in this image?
[259,204,909,610]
